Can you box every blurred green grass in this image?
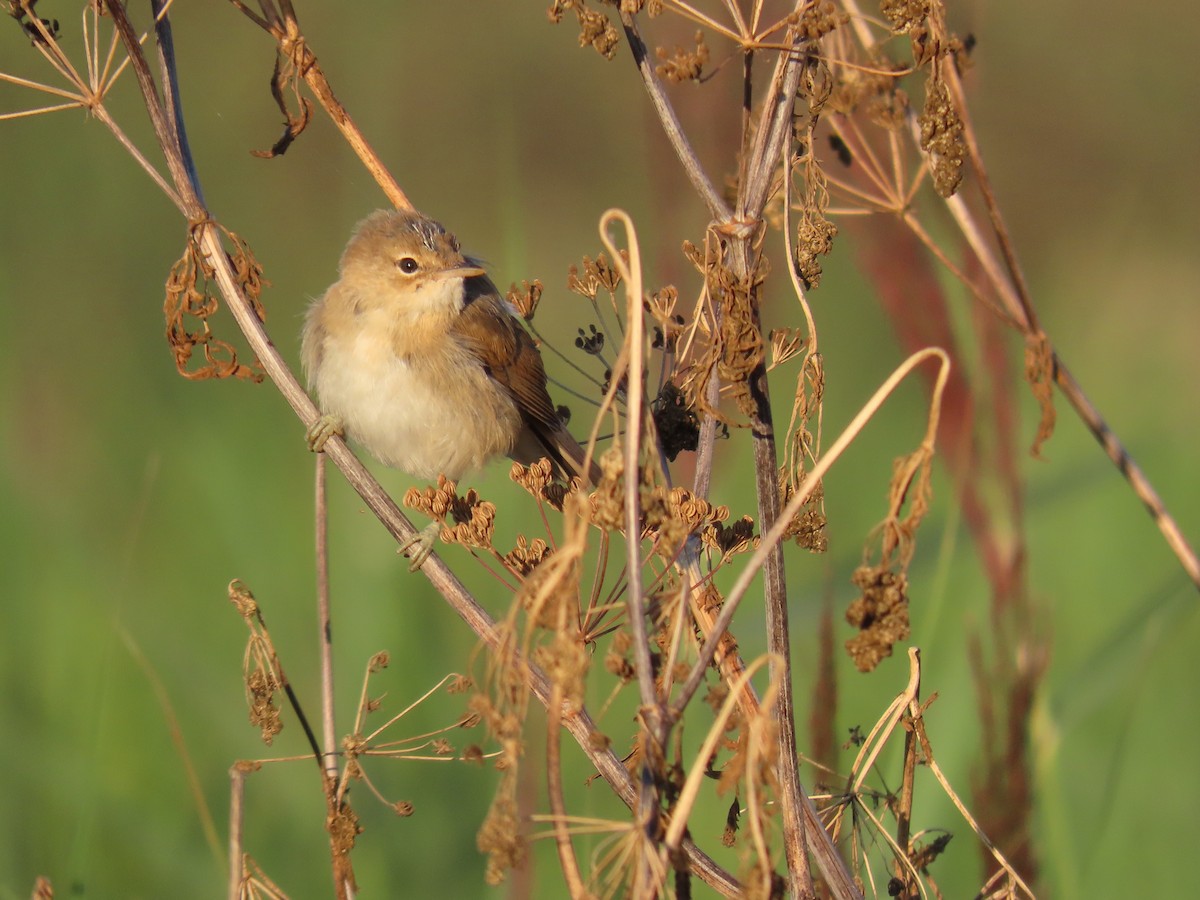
[2,2,1198,898]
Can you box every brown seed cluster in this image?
[505,279,542,320]
[403,476,497,549]
[567,252,624,300]
[844,565,911,673]
[655,30,709,84]
[503,534,552,578]
[789,0,849,42]
[919,76,966,197]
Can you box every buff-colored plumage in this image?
[302,209,595,485]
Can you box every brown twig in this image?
[731,21,815,896]
[617,11,729,221]
[314,455,338,783]
[228,0,411,211]
[228,764,247,900]
[546,688,592,900]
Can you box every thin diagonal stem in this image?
[618,11,730,220]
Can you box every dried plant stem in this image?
[902,650,1035,899]
[546,690,592,900]
[937,148,1200,593]
[599,210,663,896]
[315,455,339,782]
[228,0,411,211]
[662,656,772,853]
[228,765,247,900]
[731,25,814,897]
[1052,361,1200,590]
[893,681,919,894]
[618,12,729,220]
[620,6,859,892]
[922,57,1200,593]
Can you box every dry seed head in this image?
[919,75,966,197]
[588,447,626,531]
[795,208,838,289]
[882,0,931,34]
[651,381,700,461]
[478,793,527,885]
[246,669,282,744]
[228,579,258,618]
[667,486,729,531]
[703,515,759,560]
[510,458,554,496]
[605,645,636,683]
[444,489,497,550]
[790,0,849,41]
[516,554,577,630]
[537,634,590,713]
[769,328,806,367]
[327,803,362,857]
[505,279,543,320]
[503,535,552,578]
[655,30,709,84]
[844,565,911,672]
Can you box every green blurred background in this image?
[1,2,1197,897]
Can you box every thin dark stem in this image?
[732,24,815,897]
[152,0,205,207]
[894,710,919,894]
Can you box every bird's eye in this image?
[396,256,420,275]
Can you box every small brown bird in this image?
[302,209,595,567]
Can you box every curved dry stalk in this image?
[661,655,775,854]
[704,348,950,658]
[598,210,658,714]
[595,210,662,897]
[901,649,1036,899]
[547,686,593,900]
[597,209,664,897]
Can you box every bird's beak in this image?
[434,263,486,280]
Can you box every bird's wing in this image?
[452,275,561,433]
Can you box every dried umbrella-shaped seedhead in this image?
[505,279,543,320]
[403,476,497,551]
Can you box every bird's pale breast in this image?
[310,314,522,481]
